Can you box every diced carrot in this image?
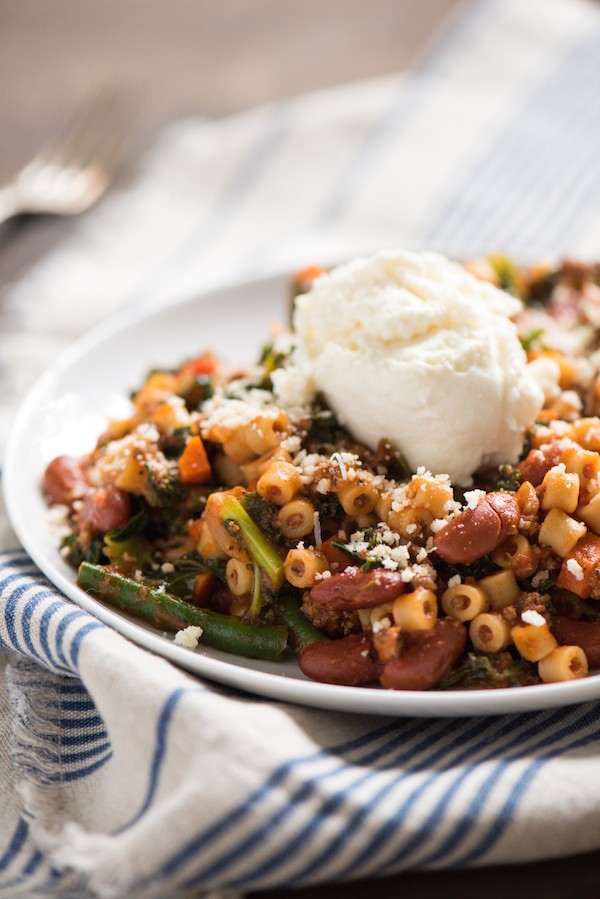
[178,436,211,484]
[557,534,600,598]
[186,518,204,543]
[535,409,559,423]
[318,537,354,572]
[292,265,327,285]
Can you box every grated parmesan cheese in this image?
[200,388,282,435]
[333,451,361,479]
[315,569,332,581]
[313,511,322,546]
[280,434,302,454]
[464,489,486,510]
[174,625,203,649]
[521,610,546,627]
[565,558,584,582]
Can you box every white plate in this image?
[6,271,600,717]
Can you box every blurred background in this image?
[0,0,463,291]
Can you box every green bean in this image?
[77,563,288,661]
[277,596,327,655]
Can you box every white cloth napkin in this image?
[2,0,600,895]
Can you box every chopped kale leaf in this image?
[168,554,228,586]
[332,538,380,572]
[242,491,281,542]
[435,555,495,582]
[105,501,148,541]
[60,533,104,568]
[314,495,342,521]
[495,463,522,492]
[161,426,194,459]
[306,401,348,448]
[180,375,214,411]
[377,439,412,480]
[438,651,540,689]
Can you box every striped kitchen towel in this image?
[2,0,600,896]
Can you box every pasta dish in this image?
[41,250,600,691]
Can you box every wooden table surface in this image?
[1,2,599,896]
[0,0,462,292]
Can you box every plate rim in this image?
[5,269,600,718]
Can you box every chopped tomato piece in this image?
[179,352,218,378]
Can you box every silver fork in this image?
[0,89,133,226]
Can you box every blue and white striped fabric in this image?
[2,0,600,895]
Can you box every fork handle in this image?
[0,184,21,226]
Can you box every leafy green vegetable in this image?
[105,502,148,541]
[518,427,535,462]
[526,269,559,306]
[144,490,210,544]
[495,464,522,492]
[534,578,555,595]
[520,328,545,352]
[306,403,348,448]
[314,495,342,522]
[489,255,520,296]
[60,533,104,568]
[438,651,539,689]
[435,554,495,582]
[377,439,412,480]
[332,536,380,572]
[180,375,214,411]
[145,465,182,510]
[103,532,154,569]
[103,502,154,566]
[242,492,281,541]
[161,427,194,459]
[258,343,289,390]
[159,557,226,597]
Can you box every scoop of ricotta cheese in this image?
[273,249,545,485]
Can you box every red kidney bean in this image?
[551,617,600,667]
[309,568,405,610]
[78,486,131,533]
[299,632,381,685]
[42,455,87,507]
[485,492,520,541]
[433,498,502,565]
[379,618,466,691]
[517,444,562,487]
